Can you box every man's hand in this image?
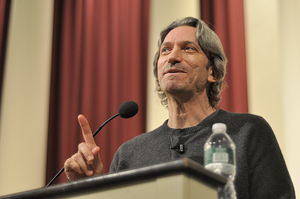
[64,114,103,181]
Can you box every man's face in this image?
[157,26,215,97]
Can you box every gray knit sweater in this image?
[110,109,295,199]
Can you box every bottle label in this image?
[204,147,235,165]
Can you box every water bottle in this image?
[204,123,236,199]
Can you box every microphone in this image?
[92,101,139,137]
[118,100,139,118]
[46,101,139,187]
[170,136,185,154]
[170,144,184,153]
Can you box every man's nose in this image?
[167,47,182,64]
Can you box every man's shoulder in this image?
[113,120,169,160]
[121,120,168,146]
[215,109,272,135]
[218,109,266,122]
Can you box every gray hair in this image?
[153,17,227,109]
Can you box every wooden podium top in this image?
[0,158,227,199]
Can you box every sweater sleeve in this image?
[247,117,295,199]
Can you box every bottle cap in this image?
[212,123,227,133]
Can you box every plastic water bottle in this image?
[204,123,236,199]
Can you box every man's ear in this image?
[207,67,218,83]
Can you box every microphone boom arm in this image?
[92,113,119,138]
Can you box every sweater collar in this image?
[162,109,221,134]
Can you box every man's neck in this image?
[167,95,215,129]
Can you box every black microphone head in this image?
[118,101,139,118]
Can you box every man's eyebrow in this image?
[160,41,172,48]
[181,40,198,46]
[161,40,199,48]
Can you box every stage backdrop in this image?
[46,0,149,184]
[201,0,248,113]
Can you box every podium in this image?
[0,158,227,199]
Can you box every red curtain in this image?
[46,0,149,185]
[0,0,11,110]
[201,0,248,113]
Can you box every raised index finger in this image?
[78,114,96,147]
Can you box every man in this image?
[64,17,295,198]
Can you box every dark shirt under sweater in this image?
[109,109,295,199]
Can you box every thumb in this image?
[91,146,103,174]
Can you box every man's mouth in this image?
[163,68,186,75]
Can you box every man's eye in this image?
[161,48,170,54]
[185,46,195,51]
